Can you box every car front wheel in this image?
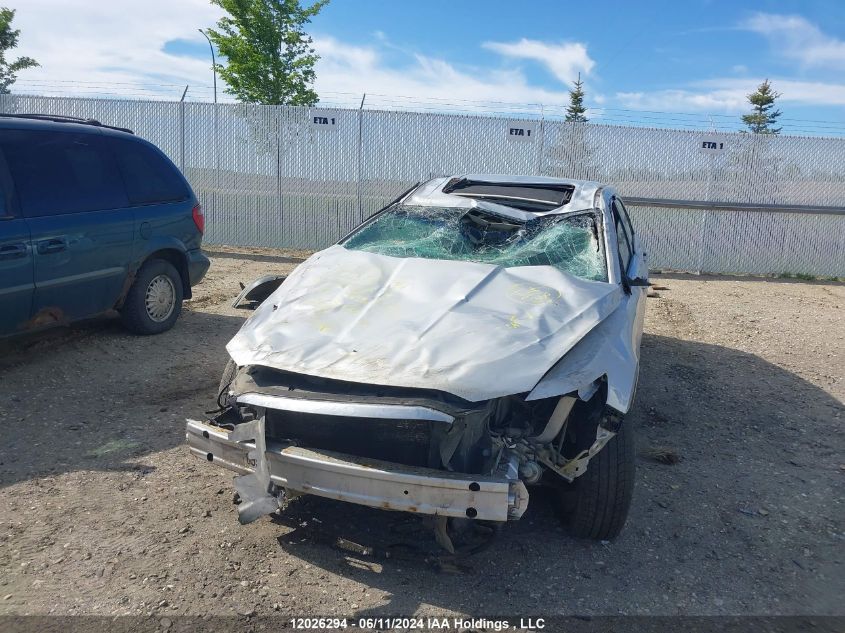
[560,421,636,540]
[120,259,184,335]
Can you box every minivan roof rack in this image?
[0,113,134,134]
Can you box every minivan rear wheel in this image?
[121,259,184,335]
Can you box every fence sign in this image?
[699,136,727,155]
[310,109,341,131]
[507,121,537,142]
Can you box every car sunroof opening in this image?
[442,178,575,211]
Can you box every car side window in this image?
[109,138,189,206]
[613,199,633,275]
[0,147,14,218]
[0,130,128,217]
[616,197,635,244]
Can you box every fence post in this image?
[535,104,545,175]
[696,155,716,274]
[276,107,283,248]
[180,105,186,171]
[278,105,288,248]
[356,93,366,221]
[178,85,188,171]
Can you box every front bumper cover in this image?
[186,418,528,522]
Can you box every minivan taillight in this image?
[192,204,205,234]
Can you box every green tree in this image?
[0,8,38,94]
[207,0,328,106]
[564,72,588,122]
[741,79,782,134]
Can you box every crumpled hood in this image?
[226,245,623,402]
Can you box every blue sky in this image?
[13,0,845,135]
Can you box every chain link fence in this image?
[2,93,843,276]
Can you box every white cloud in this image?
[616,78,845,113]
[482,39,594,85]
[10,2,584,109]
[9,1,843,127]
[612,15,845,117]
[742,13,845,69]
[12,0,224,99]
[312,35,575,109]
[7,1,844,129]
[616,88,748,113]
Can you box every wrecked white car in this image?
[187,175,648,543]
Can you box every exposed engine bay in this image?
[191,364,620,528]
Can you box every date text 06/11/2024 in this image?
[289,617,546,630]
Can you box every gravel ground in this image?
[0,246,843,618]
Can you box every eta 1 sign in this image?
[699,136,727,155]
[507,121,537,142]
[309,109,342,131]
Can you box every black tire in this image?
[120,259,184,335]
[218,358,238,397]
[563,422,636,540]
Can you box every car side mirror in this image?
[626,276,650,287]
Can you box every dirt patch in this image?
[0,250,842,618]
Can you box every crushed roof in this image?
[404,174,603,218]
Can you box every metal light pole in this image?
[198,29,217,104]
[198,28,220,221]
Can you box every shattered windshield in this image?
[343,205,608,282]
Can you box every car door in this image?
[614,197,647,282]
[0,128,135,324]
[0,145,34,335]
[612,196,647,351]
[108,135,197,259]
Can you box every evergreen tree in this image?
[564,73,588,123]
[741,79,782,134]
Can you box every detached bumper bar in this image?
[186,419,528,522]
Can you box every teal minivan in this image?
[0,114,209,337]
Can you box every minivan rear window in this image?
[109,138,189,205]
[0,130,128,217]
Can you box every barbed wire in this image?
[10,81,845,137]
